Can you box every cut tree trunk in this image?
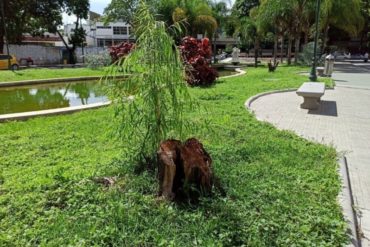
[158,138,213,201]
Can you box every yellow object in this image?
[63,59,67,65]
[0,54,19,70]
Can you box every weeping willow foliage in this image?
[107,1,195,162]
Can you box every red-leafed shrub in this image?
[179,36,218,86]
[109,42,135,62]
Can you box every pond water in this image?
[0,81,108,115]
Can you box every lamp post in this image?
[309,0,321,82]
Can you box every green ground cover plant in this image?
[0,66,346,246]
[0,68,107,82]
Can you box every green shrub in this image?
[85,52,111,69]
[298,42,324,66]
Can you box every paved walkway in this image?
[333,61,370,89]
[249,62,370,246]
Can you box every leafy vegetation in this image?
[106,1,193,162]
[298,42,325,66]
[85,52,112,69]
[180,36,218,86]
[0,68,107,82]
[108,42,135,62]
[0,66,346,246]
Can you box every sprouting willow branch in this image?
[106,0,196,163]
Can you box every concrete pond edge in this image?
[218,68,246,79]
[245,89,361,247]
[0,102,111,123]
[0,75,127,88]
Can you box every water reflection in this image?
[0,81,108,114]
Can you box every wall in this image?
[9,45,63,65]
[8,45,108,65]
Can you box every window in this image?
[128,26,132,35]
[97,39,105,47]
[97,39,113,47]
[97,26,111,29]
[113,26,128,35]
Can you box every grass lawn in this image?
[0,66,347,246]
[0,68,107,82]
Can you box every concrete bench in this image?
[296,82,325,110]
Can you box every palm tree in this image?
[320,0,364,51]
[156,0,218,37]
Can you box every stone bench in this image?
[296,82,325,110]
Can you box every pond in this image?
[0,81,108,115]
[217,69,239,77]
[0,68,240,115]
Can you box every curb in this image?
[0,75,127,88]
[0,101,111,123]
[339,156,362,247]
[244,88,298,113]
[219,68,246,79]
[244,86,336,113]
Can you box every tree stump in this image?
[158,138,213,200]
[268,60,279,72]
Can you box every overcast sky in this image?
[63,0,235,24]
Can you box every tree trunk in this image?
[322,25,330,54]
[254,38,259,67]
[280,36,284,63]
[304,30,309,45]
[56,30,75,64]
[0,35,4,54]
[294,37,301,64]
[273,33,278,64]
[287,37,292,65]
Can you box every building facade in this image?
[64,21,134,47]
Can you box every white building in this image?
[64,21,134,47]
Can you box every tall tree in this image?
[359,0,369,49]
[103,0,149,25]
[0,0,89,63]
[64,0,89,64]
[156,0,218,37]
[0,0,63,53]
[233,0,259,17]
[320,0,364,51]
[257,0,315,65]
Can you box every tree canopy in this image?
[0,0,89,57]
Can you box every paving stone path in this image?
[249,61,370,246]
